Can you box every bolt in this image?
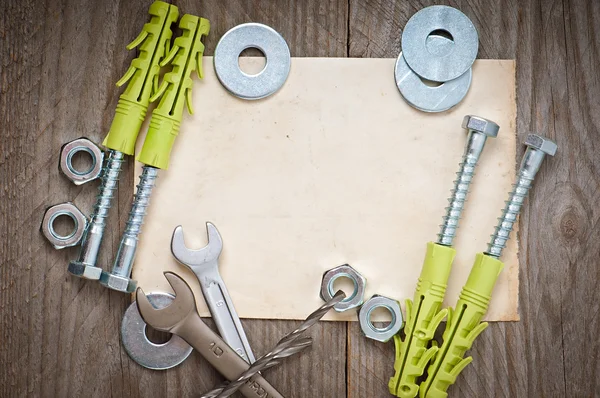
[486,134,557,258]
[437,115,500,246]
[68,150,124,280]
[99,165,158,293]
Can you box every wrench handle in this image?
[200,273,255,363]
[176,314,282,398]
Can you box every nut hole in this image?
[367,305,396,333]
[238,47,267,76]
[49,212,78,240]
[328,273,358,303]
[144,324,172,346]
[67,146,96,176]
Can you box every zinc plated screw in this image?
[486,134,557,258]
[99,165,158,293]
[437,115,500,246]
[68,150,125,280]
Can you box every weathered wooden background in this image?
[1,0,598,397]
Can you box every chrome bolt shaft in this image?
[486,134,557,258]
[437,115,500,246]
[99,165,158,293]
[68,150,124,280]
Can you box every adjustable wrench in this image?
[171,222,255,363]
[136,272,281,398]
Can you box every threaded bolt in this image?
[486,134,557,258]
[437,115,500,246]
[68,150,125,280]
[99,165,158,293]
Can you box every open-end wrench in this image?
[136,272,282,398]
[171,222,255,363]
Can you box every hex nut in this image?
[99,271,137,293]
[41,202,87,249]
[320,264,366,312]
[59,138,104,185]
[462,115,500,137]
[359,295,404,343]
[525,134,558,156]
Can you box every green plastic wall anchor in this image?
[419,253,504,398]
[137,15,210,170]
[389,242,455,398]
[103,1,179,155]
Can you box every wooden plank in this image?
[348,0,600,397]
[0,0,348,397]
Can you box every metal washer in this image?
[395,49,472,113]
[214,23,291,100]
[121,292,193,370]
[401,5,478,82]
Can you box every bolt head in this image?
[462,115,500,137]
[525,134,557,156]
[68,261,103,280]
[99,272,137,293]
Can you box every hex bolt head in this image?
[320,264,366,312]
[462,115,500,137]
[99,271,138,293]
[67,261,103,280]
[525,134,557,156]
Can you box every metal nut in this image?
[359,295,404,343]
[59,138,104,185]
[462,115,500,137]
[41,202,87,249]
[320,264,366,312]
[525,134,558,156]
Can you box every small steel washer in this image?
[121,292,193,370]
[402,5,478,82]
[214,23,291,100]
[395,49,472,113]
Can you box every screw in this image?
[99,165,158,292]
[486,134,557,258]
[68,150,124,280]
[437,115,500,246]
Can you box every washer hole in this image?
[67,146,96,176]
[426,29,455,57]
[238,47,267,76]
[328,273,358,302]
[49,212,78,240]
[367,305,396,333]
[145,324,172,346]
[419,76,443,88]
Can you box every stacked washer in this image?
[395,6,479,113]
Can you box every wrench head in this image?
[135,272,197,332]
[170,222,223,268]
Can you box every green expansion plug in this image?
[389,116,499,398]
[389,242,454,398]
[419,134,557,398]
[103,1,178,155]
[137,14,210,169]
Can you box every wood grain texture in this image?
[1,0,598,397]
[0,0,348,397]
[348,0,600,397]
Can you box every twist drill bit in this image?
[201,291,346,398]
